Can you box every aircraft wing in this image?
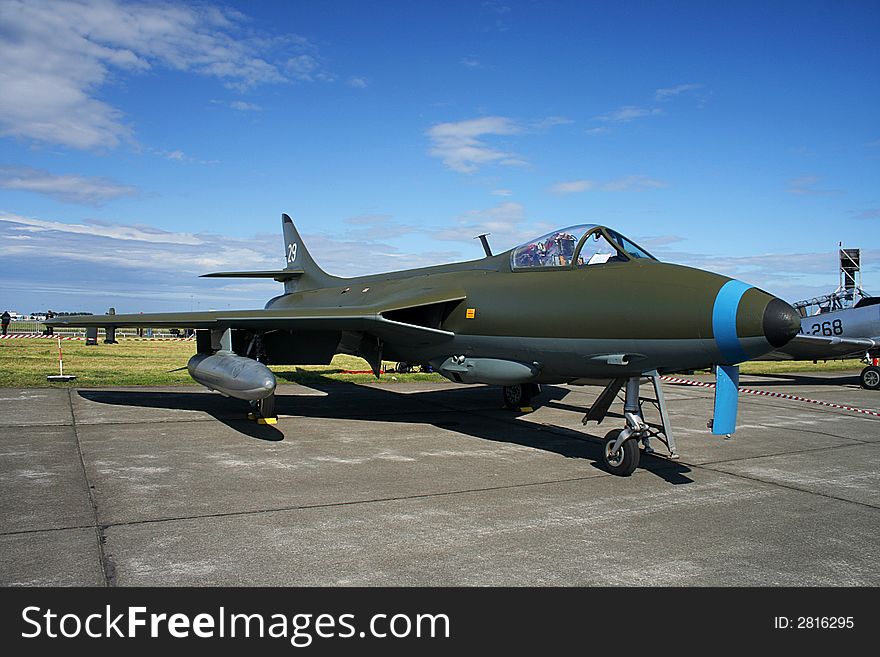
[46,309,455,347]
[758,333,879,361]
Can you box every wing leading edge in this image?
[46,309,455,347]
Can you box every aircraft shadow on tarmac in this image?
[76,389,287,442]
[78,380,693,484]
[740,372,862,387]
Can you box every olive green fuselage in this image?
[265,255,779,382]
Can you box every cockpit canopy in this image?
[510,224,656,270]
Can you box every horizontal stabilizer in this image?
[201,270,304,282]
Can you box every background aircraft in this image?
[758,297,879,389]
[756,247,879,390]
[49,215,801,476]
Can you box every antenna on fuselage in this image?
[475,233,493,257]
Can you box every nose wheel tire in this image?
[861,366,880,391]
[601,429,640,476]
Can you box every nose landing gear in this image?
[599,378,650,476]
[586,372,679,476]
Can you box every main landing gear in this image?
[584,372,679,477]
[860,365,880,391]
[502,383,541,409]
[248,393,277,425]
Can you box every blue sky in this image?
[1,0,878,314]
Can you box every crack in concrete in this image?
[68,389,115,587]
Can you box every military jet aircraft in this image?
[48,215,801,476]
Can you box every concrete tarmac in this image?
[1,372,878,586]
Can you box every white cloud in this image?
[0,212,203,245]
[550,180,594,194]
[0,165,138,205]
[550,176,667,194]
[347,77,368,88]
[600,175,667,191]
[667,248,880,300]
[426,116,523,173]
[585,127,610,136]
[0,210,469,311]
[786,175,841,195]
[482,0,512,31]
[632,237,880,301]
[531,116,574,130]
[636,235,687,248]
[149,148,219,165]
[210,99,263,112]
[285,54,334,82]
[654,83,702,101]
[312,238,461,274]
[0,210,285,310]
[491,189,512,196]
[0,0,322,150]
[342,214,418,241]
[431,202,545,251]
[460,57,483,69]
[594,105,662,123]
[229,100,262,111]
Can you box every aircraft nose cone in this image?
[762,298,801,347]
[711,279,801,364]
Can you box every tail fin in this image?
[281,213,332,291]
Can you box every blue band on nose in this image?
[712,279,752,364]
